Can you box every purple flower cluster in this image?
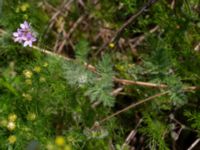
[13,21,36,47]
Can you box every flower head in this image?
[26,112,36,121]
[20,21,30,31]
[23,32,36,47]
[23,69,33,78]
[22,93,32,101]
[55,136,65,146]
[33,66,41,73]
[13,21,36,47]
[7,121,16,131]
[20,3,30,12]
[8,114,17,122]
[109,43,115,48]
[13,29,24,43]
[8,135,17,144]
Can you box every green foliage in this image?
[63,61,94,87]
[75,39,90,61]
[120,0,137,14]
[86,54,114,107]
[63,54,114,107]
[0,0,200,149]
[184,111,200,133]
[140,114,169,150]
[164,75,187,107]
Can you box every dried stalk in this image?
[98,91,169,124]
[122,119,143,150]
[32,46,200,92]
[188,138,200,150]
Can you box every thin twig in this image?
[113,78,200,91]
[0,28,6,35]
[32,46,97,73]
[43,0,60,12]
[50,0,73,22]
[32,46,200,92]
[95,0,159,56]
[113,77,167,88]
[122,119,143,150]
[98,91,169,124]
[111,87,124,96]
[67,15,86,38]
[129,25,159,49]
[188,138,200,150]
[32,45,72,61]
[46,0,74,34]
[57,14,86,53]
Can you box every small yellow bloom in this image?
[20,3,30,12]
[55,136,65,146]
[33,66,41,73]
[7,121,16,131]
[116,65,125,71]
[23,70,33,78]
[26,113,36,121]
[8,135,17,144]
[8,114,17,122]
[109,43,115,48]
[43,62,48,67]
[22,93,32,101]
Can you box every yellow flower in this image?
[22,93,32,101]
[20,3,30,12]
[43,62,48,67]
[33,66,41,73]
[23,70,33,78]
[55,136,65,146]
[109,43,115,48]
[8,135,17,144]
[8,114,17,122]
[26,113,36,121]
[7,121,16,131]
